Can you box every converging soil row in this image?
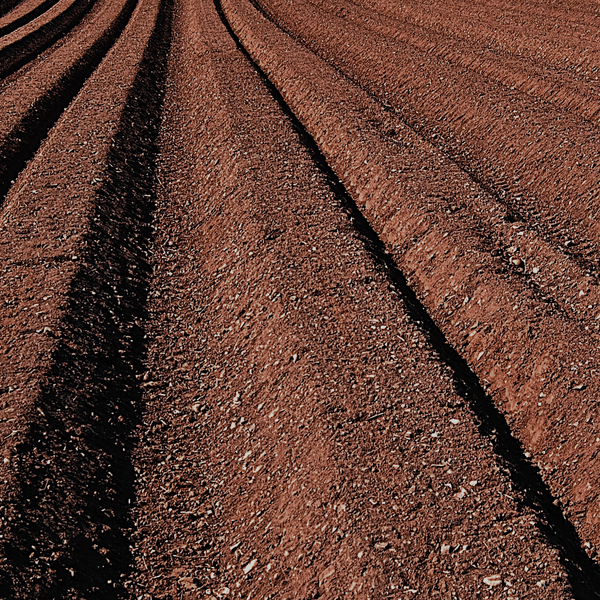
[229,0,600,564]
[0,0,599,598]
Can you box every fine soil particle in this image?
[1,0,600,597]
[127,0,575,597]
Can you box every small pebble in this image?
[454,488,467,500]
[243,559,257,574]
[483,574,502,586]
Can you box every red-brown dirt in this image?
[0,0,27,19]
[307,0,600,126]
[1,0,600,598]
[0,0,61,38]
[0,0,135,200]
[0,0,96,77]
[229,0,600,562]
[0,0,167,594]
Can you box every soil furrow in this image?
[124,0,587,598]
[310,0,600,128]
[255,0,600,332]
[255,0,600,281]
[0,0,25,18]
[0,0,136,208]
[0,0,170,593]
[0,0,61,38]
[0,0,96,78]
[0,0,596,596]
[350,0,600,45]
[349,0,600,83]
[221,0,600,572]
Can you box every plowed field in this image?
[1,0,600,597]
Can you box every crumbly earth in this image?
[227,0,600,562]
[0,0,600,598]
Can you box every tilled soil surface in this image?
[1,0,600,598]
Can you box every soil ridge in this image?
[0,0,137,205]
[0,0,171,593]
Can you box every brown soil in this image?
[230,0,600,562]
[255,0,600,274]
[308,0,600,126]
[0,0,26,18]
[348,0,600,83]
[0,0,135,201]
[0,0,96,77]
[0,0,168,594]
[0,0,61,38]
[1,0,600,598]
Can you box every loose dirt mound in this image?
[1,0,600,598]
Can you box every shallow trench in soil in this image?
[1,0,600,598]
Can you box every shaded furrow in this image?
[311,0,600,127]
[0,0,96,78]
[0,0,137,209]
[220,0,600,583]
[256,0,600,282]
[258,0,600,332]
[0,0,170,594]
[123,0,581,598]
[0,0,24,18]
[0,0,61,38]
[349,0,600,83]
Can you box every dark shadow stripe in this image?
[214,0,600,596]
[0,0,62,38]
[0,0,22,18]
[0,0,137,207]
[0,0,172,596]
[248,0,600,277]
[0,0,96,78]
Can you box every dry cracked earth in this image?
[1,0,600,597]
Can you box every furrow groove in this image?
[309,0,600,128]
[0,0,137,208]
[256,0,600,279]
[1,0,599,597]
[221,0,600,581]
[0,0,171,593]
[0,0,96,78]
[0,0,61,38]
